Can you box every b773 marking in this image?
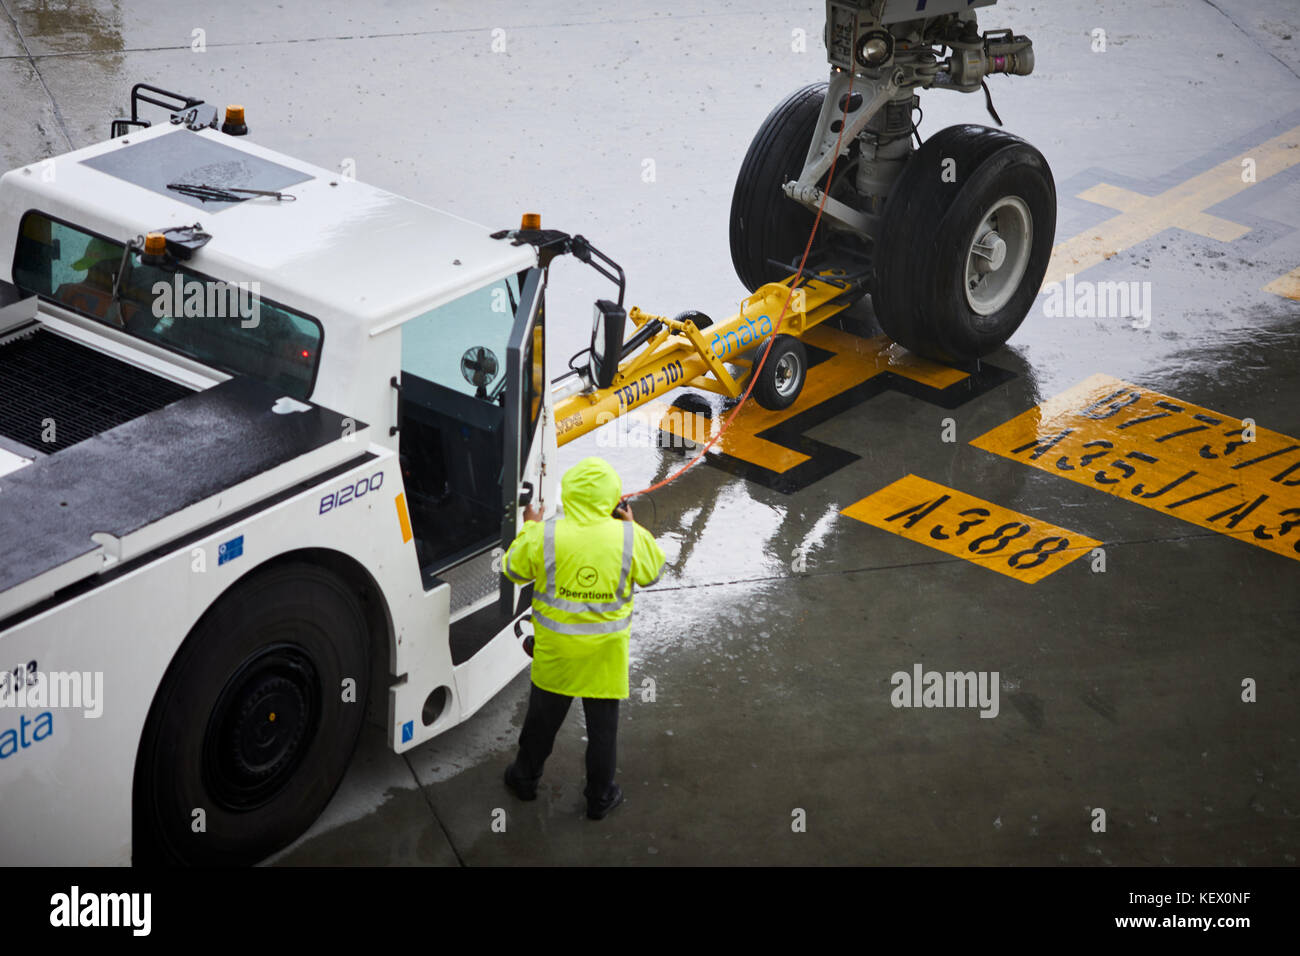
[972,374,1300,562]
[842,475,1099,583]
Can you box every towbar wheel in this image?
[752,334,807,411]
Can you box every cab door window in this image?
[397,278,520,572]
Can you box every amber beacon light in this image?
[222,104,248,136]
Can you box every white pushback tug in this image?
[0,86,561,865]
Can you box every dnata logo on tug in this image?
[709,313,773,361]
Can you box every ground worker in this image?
[501,456,666,819]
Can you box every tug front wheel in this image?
[871,124,1056,364]
[133,562,371,866]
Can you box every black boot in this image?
[586,783,623,820]
[504,762,538,801]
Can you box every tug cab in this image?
[0,94,553,865]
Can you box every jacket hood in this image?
[560,457,622,523]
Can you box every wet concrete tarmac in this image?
[2,0,1297,865]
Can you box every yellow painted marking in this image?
[849,329,970,390]
[842,475,1099,583]
[395,493,413,544]
[1074,183,1251,243]
[1263,266,1300,301]
[1044,125,1300,286]
[652,328,968,473]
[972,374,1300,562]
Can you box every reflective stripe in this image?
[534,591,631,615]
[502,550,528,585]
[616,521,633,598]
[533,608,633,636]
[543,519,557,597]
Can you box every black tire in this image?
[134,562,371,866]
[752,334,807,411]
[730,83,834,292]
[673,310,712,330]
[872,124,1056,363]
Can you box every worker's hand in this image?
[613,501,633,521]
[523,503,543,523]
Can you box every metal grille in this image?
[0,328,193,453]
[440,549,501,617]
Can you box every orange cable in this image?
[623,67,858,504]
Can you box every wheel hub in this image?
[971,231,1008,272]
[230,675,307,778]
[203,644,321,811]
[964,196,1033,316]
[774,352,801,397]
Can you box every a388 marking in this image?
[842,474,1099,583]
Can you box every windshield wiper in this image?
[166,182,296,203]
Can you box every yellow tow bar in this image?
[552,272,861,446]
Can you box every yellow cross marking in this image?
[1264,266,1300,301]
[1044,125,1300,286]
[1074,183,1252,243]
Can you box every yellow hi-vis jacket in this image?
[502,457,666,699]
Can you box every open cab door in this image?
[392,227,620,747]
[499,265,554,616]
[440,264,554,723]
[390,262,553,746]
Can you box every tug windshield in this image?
[12,211,323,400]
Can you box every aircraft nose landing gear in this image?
[728,2,1053,365]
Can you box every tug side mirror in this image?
[589,299,626,390]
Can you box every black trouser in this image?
[514,682,620,805]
